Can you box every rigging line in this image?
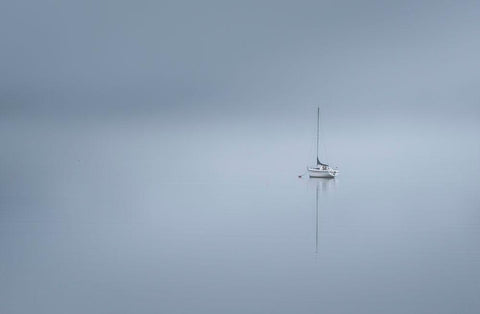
[316,107,320,162]
[308,107,317,164]
[318,106,329,164]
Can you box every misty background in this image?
[1,1,480,313]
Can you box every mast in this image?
[316,107,320,164]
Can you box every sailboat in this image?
[308,107,339,178]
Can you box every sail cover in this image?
[317,157,329,167]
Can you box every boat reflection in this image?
[310,178,336,253]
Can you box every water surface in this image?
[1,116,479,314]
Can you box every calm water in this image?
[1,116,479,313]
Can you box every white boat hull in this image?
[308,168,338,178]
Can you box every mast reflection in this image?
[311,178,336,253]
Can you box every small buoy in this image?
[298,175,302,178]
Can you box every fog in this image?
[1,0,480,313]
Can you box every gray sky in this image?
[1,0,479,179]
[1,4,480,313]
[1,0,479,120]
[2,0,479,178]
